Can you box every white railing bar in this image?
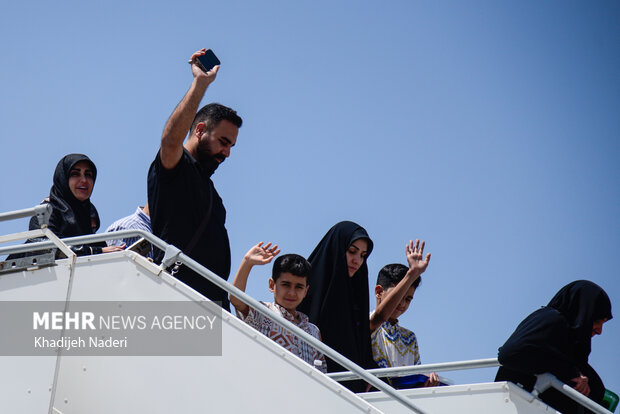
[0,229,50,245]
[0,229,76,260]
[0,229,158,256]
[0,204,51,227]
[328,358,499,381]
[533,373,609,414]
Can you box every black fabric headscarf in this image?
[297,221,376,375]
[496,280,613,412]
[5,154,104,260]
[37,153,101,237]
[547,280,613,363]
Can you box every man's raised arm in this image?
[160,48,219,169]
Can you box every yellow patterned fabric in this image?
[371,316,421,368]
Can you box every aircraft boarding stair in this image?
[0,205,608,414]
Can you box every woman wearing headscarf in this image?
[496,280,613,413]
[24,154,123,256]
[297,221,376,390]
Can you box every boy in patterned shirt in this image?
[369,239,439,387]
[230,242,327,372]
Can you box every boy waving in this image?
[230,242,327,372]
[370,239,440,387]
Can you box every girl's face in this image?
[346,238,368,277]
[68,161,95,202]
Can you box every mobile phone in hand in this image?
[196,49,221,73]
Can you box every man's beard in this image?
[196,140,225,176]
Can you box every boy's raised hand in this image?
[244,242,281,266]
[406,239,431,275]
[231,242,279,316]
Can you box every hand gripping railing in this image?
[0,207,428,414]
[533,373,610,414]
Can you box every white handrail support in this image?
[0,229,49,245]
[533,373,609,414]
[0,228,74,259]
[0,204,51,227]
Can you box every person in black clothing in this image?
[148,48,242,311]
[13,153,124,257]
[496,280,613,413]
[297,221,376,391]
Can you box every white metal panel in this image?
[0,259,73,300]
[0,260,73,414]
[360,382,561,414]
[50,252,383,413]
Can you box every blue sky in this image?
[1,0,618,395]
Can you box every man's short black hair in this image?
[191,103,243,134]
[272,254,312,282]
[376,264,421,290]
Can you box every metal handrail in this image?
[0,209,428,414]
[0,204,51,228]
[533,373,609,414]
[328,358,499,382]
[0,229,157,256]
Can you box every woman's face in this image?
[346,238,369,277]
[68,161,95,202]
[592,318,608,337]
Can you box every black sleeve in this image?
[579,363,605,404]
[70,245,103,256]
[21,238,103,257]
[151,149,188,182]
[498,309,580,382]
[28,214,41,230]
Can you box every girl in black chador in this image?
[496,280,613,413]
[297,221,376,391]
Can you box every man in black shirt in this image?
[147,48,243,311]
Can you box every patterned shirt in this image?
[371,314,421,368]
[106,207,153,256]
[238,302,327,373]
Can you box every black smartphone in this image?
[196,49,221,73]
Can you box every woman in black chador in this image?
[297,221,376,391]
[496,280,613,413]
[23,154,123,256]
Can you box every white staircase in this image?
[1,207,597,413]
